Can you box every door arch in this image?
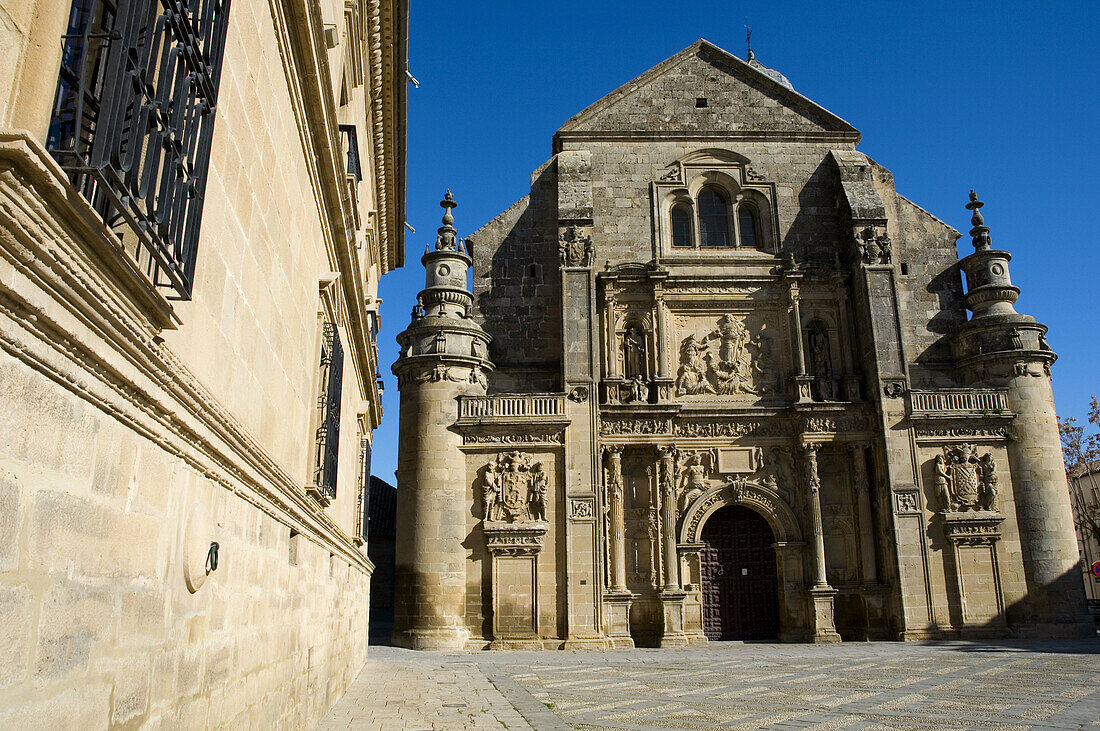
[700,505,779,640]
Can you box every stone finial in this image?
[436,190,458,251]
[965,190,992,252]
[745,25,754,61]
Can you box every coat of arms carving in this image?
[482,451,548,523]
[558,226,594,267]
[933,443,998,513]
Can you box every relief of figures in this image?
[932,444,999,513]
[482,451,548,523]
[675,315,778,397]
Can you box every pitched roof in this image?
[554,39,859,148]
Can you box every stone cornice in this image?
[554,130,861,150]
[0,140,373,575]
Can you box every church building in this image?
[392,40,1092,649]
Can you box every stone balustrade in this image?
[459,394,566,419]
[910,388,1009,415]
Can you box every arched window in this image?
[697,188,731,247]
[738,205,758,248]
[671,204,692,247]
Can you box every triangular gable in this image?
[556,40,859,141]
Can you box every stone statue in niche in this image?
[934,443,998,513]
[482,451,547,523]
[623,326,648,379]
[807,322,835,401]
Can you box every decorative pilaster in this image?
[847,442,879,585]
[657,446,680,592]
[605,446,628,593]
[788,284,813,402]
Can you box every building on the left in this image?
[0,0,406,725]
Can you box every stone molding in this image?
[483,521,549,556]
[0,140,372,574]
[941,511,1004,546]
[679,479,802,545]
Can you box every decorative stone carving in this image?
[481,451,548,523]
[807,321,836,401]
[883,380,906,398]
[559,225,594,267]
[894,491,920,514]
[600,417,672,435]
[675,315,774,397]
[676,449,714,512]
[914,424,1010,441]
[800,415,869,434]
[621,375,650,404]
[933,444,999,513]
[568,498,595,520]
[567,385,590,402]
[483,522,548,556]
[675,419,792,438]
[854,226,892,265]
[463,430,564,445]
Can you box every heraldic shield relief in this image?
[933,443,999,513]
[482,451,548,523]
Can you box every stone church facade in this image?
[393,40,1092,650]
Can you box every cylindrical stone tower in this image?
[391,191,492,650]
[955,191,1092,636]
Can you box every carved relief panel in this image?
[672,311,785,400]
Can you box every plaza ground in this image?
[317,638,1100,730]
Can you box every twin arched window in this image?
[671,186,760,249]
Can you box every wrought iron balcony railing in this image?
[47,0,231,299]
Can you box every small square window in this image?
[695,97,708,108]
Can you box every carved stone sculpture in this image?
[935,443,998,513]
[559,225,594,267]
[623,326,648,379]
[677,450,713,512]
[482,451,547,523]
[675,334,714,395]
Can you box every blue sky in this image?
[371,1,1100,482]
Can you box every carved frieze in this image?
[463,430,565,446]
[481,451,548,523]
[800,414,869,434]
[932,444,998,513]
[941,512,1004,546]
[483,522,548,556]
[674,419,791,438]
[914,424,1010,441]
[600,417,672,436]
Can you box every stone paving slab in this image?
[316,640,1100,730]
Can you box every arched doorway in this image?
[700,505,779,640]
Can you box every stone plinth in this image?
[485,521,549,649]
[603,591,635,649]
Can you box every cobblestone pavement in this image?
[316,640,1100,730]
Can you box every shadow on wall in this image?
[474,162,561,393]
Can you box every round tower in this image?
[954,191,1092,636]
[391,192,492,650]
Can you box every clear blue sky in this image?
[372,1,1100,482]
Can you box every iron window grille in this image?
[355,436,371,541]
[314,322,343,500]
[46,0,232,300]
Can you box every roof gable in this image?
[555,40,859,143]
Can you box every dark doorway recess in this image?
[700,505,780,640]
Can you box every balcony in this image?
[459,394,566,420]
[909,389,1010,417]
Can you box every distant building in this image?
[367,475,398,640]
[0,0,405,724]
[1070,462,1100,616]
[391,40,1091,650]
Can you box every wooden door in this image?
[700,506,779,640]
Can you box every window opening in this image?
[695,97,708,108]
[315,322,344,500]
[46,0,232,300]
[671,204,692,247]
[698,188,731,247]
[737,205,758,248]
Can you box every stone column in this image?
[605,446,627,593]
[789,284,813,402]
[654,293,669,379]
[801,442,841,642]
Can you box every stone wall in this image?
[0,0,406,723]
